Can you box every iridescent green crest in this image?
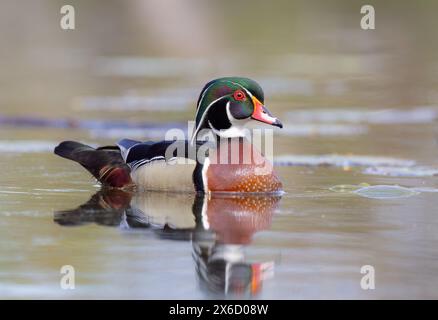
[194,77,264,130]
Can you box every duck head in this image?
[191,77,283,142]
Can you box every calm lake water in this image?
[1,1,438,299]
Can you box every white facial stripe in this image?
[225,101,234,121]
[194,81,217,123]
[191,95,227,144]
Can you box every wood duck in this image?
[54,189,280,296]
[54,77,283,193]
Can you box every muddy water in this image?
[1,0,438,299]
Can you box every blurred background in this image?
[1,0,438,116]
[1,0,438,299]
[1,0,438,159]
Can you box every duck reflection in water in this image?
[54,190,281,297]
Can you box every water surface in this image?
[1,0,438,299]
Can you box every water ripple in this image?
[353,185,419,199]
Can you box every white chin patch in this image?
[213,127,247,138]
[208,101,251,138]
[209,120,249,138]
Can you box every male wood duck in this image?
[54,189,280,295]
[54,77,283,193]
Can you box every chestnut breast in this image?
[206,139,283,193]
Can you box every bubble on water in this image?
[329,183,370,193]
[353,185,419,199]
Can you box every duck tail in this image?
[54,141,132,188]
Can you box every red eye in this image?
[233,90,246,101]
